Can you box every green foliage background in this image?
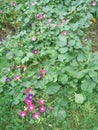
[0,0,98,130]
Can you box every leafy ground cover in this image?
[0,0,98,130]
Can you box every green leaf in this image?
[89,71,98,82]
[14,99,20,105]
[75,94,84,104]
[56,41,66,47]
[46,82,60,95]
[58,54,66,61]
[57,110,66,121]
[58,74,68,84]
[81,78,96,93]
[29,118,34,124]
[6,52,13,59]
[58,35,67,42]
[0,88,3,93]
[59,48,68,53]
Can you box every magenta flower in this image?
[62,31,67,36]
[40,106,46,113]
[48,18,52,23]
[12,2,16,6]
[39,15,44,20]
[92,1,97,6]
[25,88,32,94]
[37,14,40,17]
[62,19,66,23]
[15,65,19,69]
[31,2,36,5]
[33,112,40,119]
[22,65,27,71]
[25,98,32,105]
[32,36,36,41]
[41,69,46,75]
[33,49,38,54]
[26,94,33,100]
[37,14,45,20]
[28,104,35,112]
[38,99,45,105]
[14,75,21,80]
[20,111,27,117]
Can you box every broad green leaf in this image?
[89,71,98,82]
[29,118,34,124]
[59,48,68,53]
[57,110,66,121]
[75,94,84,104]
[58,74,68,84]
[58,54,66,61]
[46,82,60,95]
[81,79,96,93]
[58,35,67,42]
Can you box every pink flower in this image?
[31,2,36,5]
[41,69,46,75]
[39,15,44,20]
[33,112,40,119]
[40,106,46,113]
[25,98,32,105]
[92,1,97,6]
[20,111,27,117]
[28,104,35,112]
[62,31,67,36]
[37,14,40,17]
[14,75,21,80]
[62,19,66,23]
[15,65,19,69]
[48,18,52,23]
[22,65,27,71]
[12,2,16,6]
[37,14,45,20]
[38,99,45,105]
[32,36,36,41]
[25,88,32,94]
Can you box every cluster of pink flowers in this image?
[20,88,48,119]
[5,65,28,82]
[14,65,27,80]
[15,65,27,71]
[37,14,46,20]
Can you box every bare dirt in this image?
[87,22,98,53]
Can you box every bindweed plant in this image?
[0,0,98,130]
